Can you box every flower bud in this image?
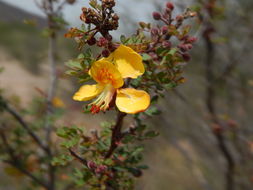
[185,44,193,50]
[87,161,96,169]
[176,15,183,22]
[178,43,192,51]
[87,37,96,46]
[95,165,108,174]
[97,37,108,47]
[102,49,110,57]
[161,25,168,35]
[151,27,159,36]
[162,41,171,48]
[112,14,119,21]
[166,2,174,10]
[186,37,197,43]
[152,12,161,20]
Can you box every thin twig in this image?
[3,100,49,154]
[0,127,49,189]
[203,23,235,190]
[69,148,87,165]
[45,0,58,145]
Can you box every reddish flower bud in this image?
[87,37,96,46]
[161,25,168,35]
[95,165,108,174]
[162,41,171,48]
[152,12,161,20]
[178,43,192,51]
[178,44,187,52]
[102,49,110,57]
[186,37,197,43]
[97,37,108,47]
[151,27,159,36]
[185,44,193,50]
[176,15,183,22]
[87,161,96,169]
[166,2,174,10]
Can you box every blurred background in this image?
[0,0,253,189]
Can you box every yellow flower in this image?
[52,97,65,108]
[73,45,150,114]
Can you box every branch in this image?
[2,99,49,154]
[105,112,127,158]
[45,15,58,144]
[203,23,235,190]
[0,127,49,189]
[68,148,87,165]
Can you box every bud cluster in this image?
[143,2,197,62]
[65,0,118,51]
[87,161,108,174]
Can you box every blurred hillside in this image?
[0,1,46,27]
[0,1,75,73]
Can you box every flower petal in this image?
[89,59,124,88]
[73,84,104,101]
[111,45,145,79]
[116,88,150,114]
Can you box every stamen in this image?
[89,84,115,113]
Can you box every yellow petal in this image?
[112,45,145,79]
[116,88,150,114]
[73,84,104,101]
[89,59,124,88]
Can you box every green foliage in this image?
[65,49,94,83]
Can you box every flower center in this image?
[89,84,115,113]
[96,68,114,85]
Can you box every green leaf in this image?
[167,48,177,56]
[144,130,159,138]
[142,53,151,61]
[65,59,82,70]
[61,138,79,148]
[89,0,98,9]
[164,82,177,90]
[120,35,126,43]
[144,107,161,116]
[51,154,73,166]
[137,165,149,169]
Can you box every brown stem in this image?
[69,148,87,165]
[105,112,127,158]
[3,100,49,154]
[204,29,235,190]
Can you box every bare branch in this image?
[2,99,49,154]
[0,127,49,189]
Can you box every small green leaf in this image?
[120,35,126,43]
[145,107,161,116]
[144,130,159,138]
[142,53,151,61]
[65,60,82,70]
